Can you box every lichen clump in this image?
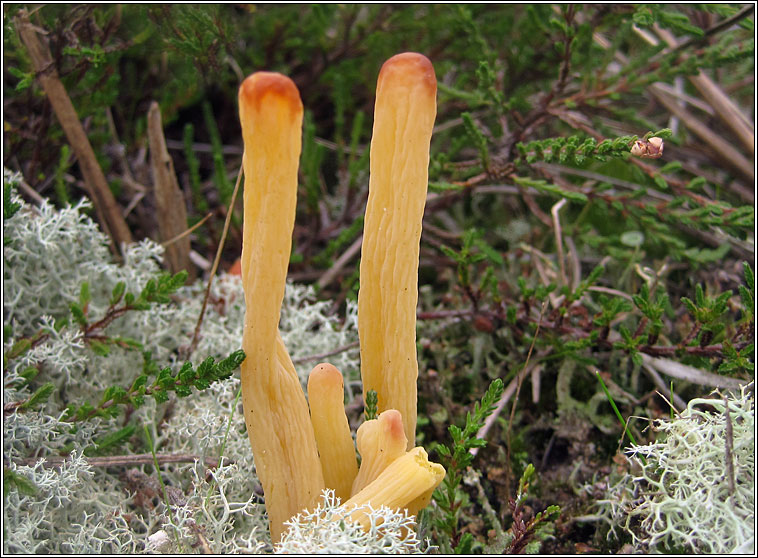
[599,384,755,554]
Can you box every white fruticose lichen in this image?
[597,383,754,554]
[276,489,431,554]
[3,450,144,554]
[2,169,402,554]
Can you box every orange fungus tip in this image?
[239,71,302,115]
[378,52,437,95]
[309,362,344,389]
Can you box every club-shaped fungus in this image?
[238,72,325,542]
[358,52,438,449]
[237,54,445,543]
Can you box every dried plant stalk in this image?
[307,363,359,501]
[147,101,193,279]
[358,52,437,449]
[238,72,324,542]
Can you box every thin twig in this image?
[505,301,547,464]
[641,361,687,412]
[640,353,747,390]
[162,212,212,248]
[316,235,363,290]
[16,178,46,205]
[647,23,754,157]
[14,452,229,469]
[654,5,755,62]
[470,362,542,458]
[723,394,736,505]
[189,165,243,355]
[291,340,360,365]
[16,9,133,254]
[190,522,213,554]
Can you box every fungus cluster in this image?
[237,53,445,542]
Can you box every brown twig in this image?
[656,5,755,61]
[13,452,230,469]
[315,235,363,291]
[162,213,213,248]
[649,85,754,183]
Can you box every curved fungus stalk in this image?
[358,52,438,449]
[238,72,325,542]
[307,363,359,501]
[351,409,407,495]
[344,447,446,530]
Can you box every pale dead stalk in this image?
[316,235,363,290]
[162,213,213,248]
[148,101,193,278]
[551,198,568,287]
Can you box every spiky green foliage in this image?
[431,378,504,552]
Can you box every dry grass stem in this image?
[148,101,193,279]
[189,165,243,354]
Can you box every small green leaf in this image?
[455,532,475,554]
[19,366,39,385]
[3,182,22,219]
[79,282,91,307]
[19,382,56,411]
[364,389,378,420]
[653,175,668,190]
[4,468,38,496]
[130,374,148,392]
[89,425,136,454]
[70,303,87,327]
[110,282,126,305]
[7,338,32,360]
[89,340,110,356]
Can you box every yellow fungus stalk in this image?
[358,52,437,449]
[351,409,407,496]
[307,363,359,501]
[343,447,446,529]
[238,72,325,542]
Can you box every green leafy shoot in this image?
[505,463,561,554]
[63,350,245,422]
[4,181,22,219]
[364,389,378,421]
[4,468,39,497]
[432,378,504,551]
